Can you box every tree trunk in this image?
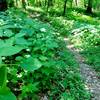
[75,0,77,6]
[63,0,67,16]
[15,0,18,6]
[45,0,47,6]
[70,0,73,8]
[9,0,14,7]
[47,0,49,11]
[86,0,92,14]
[49,0,53,6]
[22,0,26,9]
[47,0,53,11]
[0,0,7,11]
[84,0,86,8]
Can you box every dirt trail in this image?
[65,38,100,100]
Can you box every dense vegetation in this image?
[70,21,100,77]
[0,0,99,100]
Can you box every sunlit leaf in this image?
[20,57,42,71]
[0,87,16,100]
[0,46,24,56]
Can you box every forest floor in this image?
[65,38,100,100]
[27,8,100,99]
[0,8,99,100]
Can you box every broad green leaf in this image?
[21,83,39,93]
[15,38,29,46]
[0,46,24,56]
[39,56,48,61]
[20,57,42,71]
[1,25,21,29]
[3,29,14,37]
[0,37,14,48]
[15,56,23,61]
[0,87,16,100]
[15,32,26,38]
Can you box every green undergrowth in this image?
[0,8,90,100]
[30,7,100,36]
[70,23,100,77]
[32,7,100,78]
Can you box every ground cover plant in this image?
[34,7,100,78]
[0,9,90,100]
[70,24,100,77]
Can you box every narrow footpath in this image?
[65,38,100,100]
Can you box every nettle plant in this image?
[0,9,90,100]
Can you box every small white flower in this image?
[17,74,22,78]
[2,57,6,60]
[14,24,17,26]
[35,18,38,20]
[24,55,31,58]
[40,28,46,32]
[19,18,22,21]
[26,49,30,52]
[24,70,28,73]
[69,71,74,73]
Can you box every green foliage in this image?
[0,66,16,100]
[81,47,100,72]
[0,86,16,100]
[0,66,7,87]
[70,22,100,77]
[36,6,99,97]
[20,57,42,71]
[0,8,90,99]
[71,25,100,47]
[0,46,24,56]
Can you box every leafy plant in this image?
[0,8,90,100]
[70,24,100,77]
